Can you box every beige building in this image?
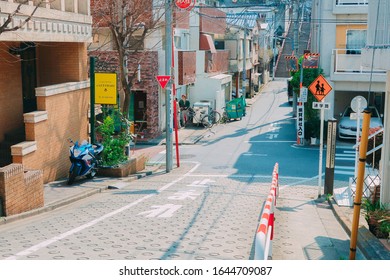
[311,0,389,206]
[0,0,92,215]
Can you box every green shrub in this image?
[98,113,132,167]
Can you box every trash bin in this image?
[193,101,211,124]
[225,96,246,120]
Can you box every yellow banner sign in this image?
[95,73,117,105]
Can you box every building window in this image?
[174,35,182,49]
[346,29,366,54]
[214,40,225,50]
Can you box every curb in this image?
[328,198,390,260]
[0,167,161,226]
[0,187,105,226]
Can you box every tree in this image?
[289,61,323,121]
[0,0,42,35]
[90,0,167,117]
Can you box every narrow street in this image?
[0,79,361,261]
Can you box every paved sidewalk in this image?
[273,184,389,260]
[1,88,388,260]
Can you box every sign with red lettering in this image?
[156,75,171,89]
[175,0,195,10]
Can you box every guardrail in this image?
[254,163,279,260]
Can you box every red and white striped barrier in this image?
[254,163,279,260]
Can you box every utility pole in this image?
[292,0,299,117]
[241,18,247,98]
[165,0,173,172]
[293,0,299,55]
[272,10,276,81]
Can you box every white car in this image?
[338,106,383,140]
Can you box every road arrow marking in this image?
[266,134,278,139]
[187,178,215,188]
[168,189,201,200]
[138,204,182,218]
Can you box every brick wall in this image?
[178,51,196,85]
[205,50,230,74]
[199,5,226,35]
[12,84,90,183]
[129,52,160,138]
[37,43,88,86]
[0,164,43,216]
[0,43,24,142]
[90,50,161,138]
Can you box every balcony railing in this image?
[333,49,386,73]
[1,0,90,15]
[335,0,368,6]
[0,0,92,42]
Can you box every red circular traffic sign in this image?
[175,0,194,9]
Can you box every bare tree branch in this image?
[91,0,168,116]
[0,0,43,35]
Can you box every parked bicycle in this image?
[184,107,221,128]
[220,107,229,124]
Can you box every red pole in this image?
[173,85,180,167]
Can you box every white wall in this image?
[380,71,390,207]
[190,74,232,113]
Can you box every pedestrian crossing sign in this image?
[308,74,332,102]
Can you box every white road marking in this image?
[6,162,202,260]
[138,204,183,218]
[246,140,296,143]
[242,152,268,157]
[6,194,154,260]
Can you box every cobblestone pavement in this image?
[0,163,272,260]
[0,81,388,260]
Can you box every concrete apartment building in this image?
[311,0,386,117]
[0,0,92,215]
[311,0,390,205]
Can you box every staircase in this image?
[0,128,25,167]
[275,21,311,78]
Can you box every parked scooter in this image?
[67,139,104,185]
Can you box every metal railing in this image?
[353,127,383,160]
[254,163,279,260]
[336,0,368,6]
[333,49,387,74]
[1,0,90,16]
[351,127,383,201]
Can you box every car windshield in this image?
[342,106,379,118]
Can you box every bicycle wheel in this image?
[221,111,228,123]
[212,111,221,124]
[201,115,212,128]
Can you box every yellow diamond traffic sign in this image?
[308,74,332,102]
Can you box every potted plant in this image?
[98,113,132,167]
[363,199,390,239]
[95,109,138,177]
